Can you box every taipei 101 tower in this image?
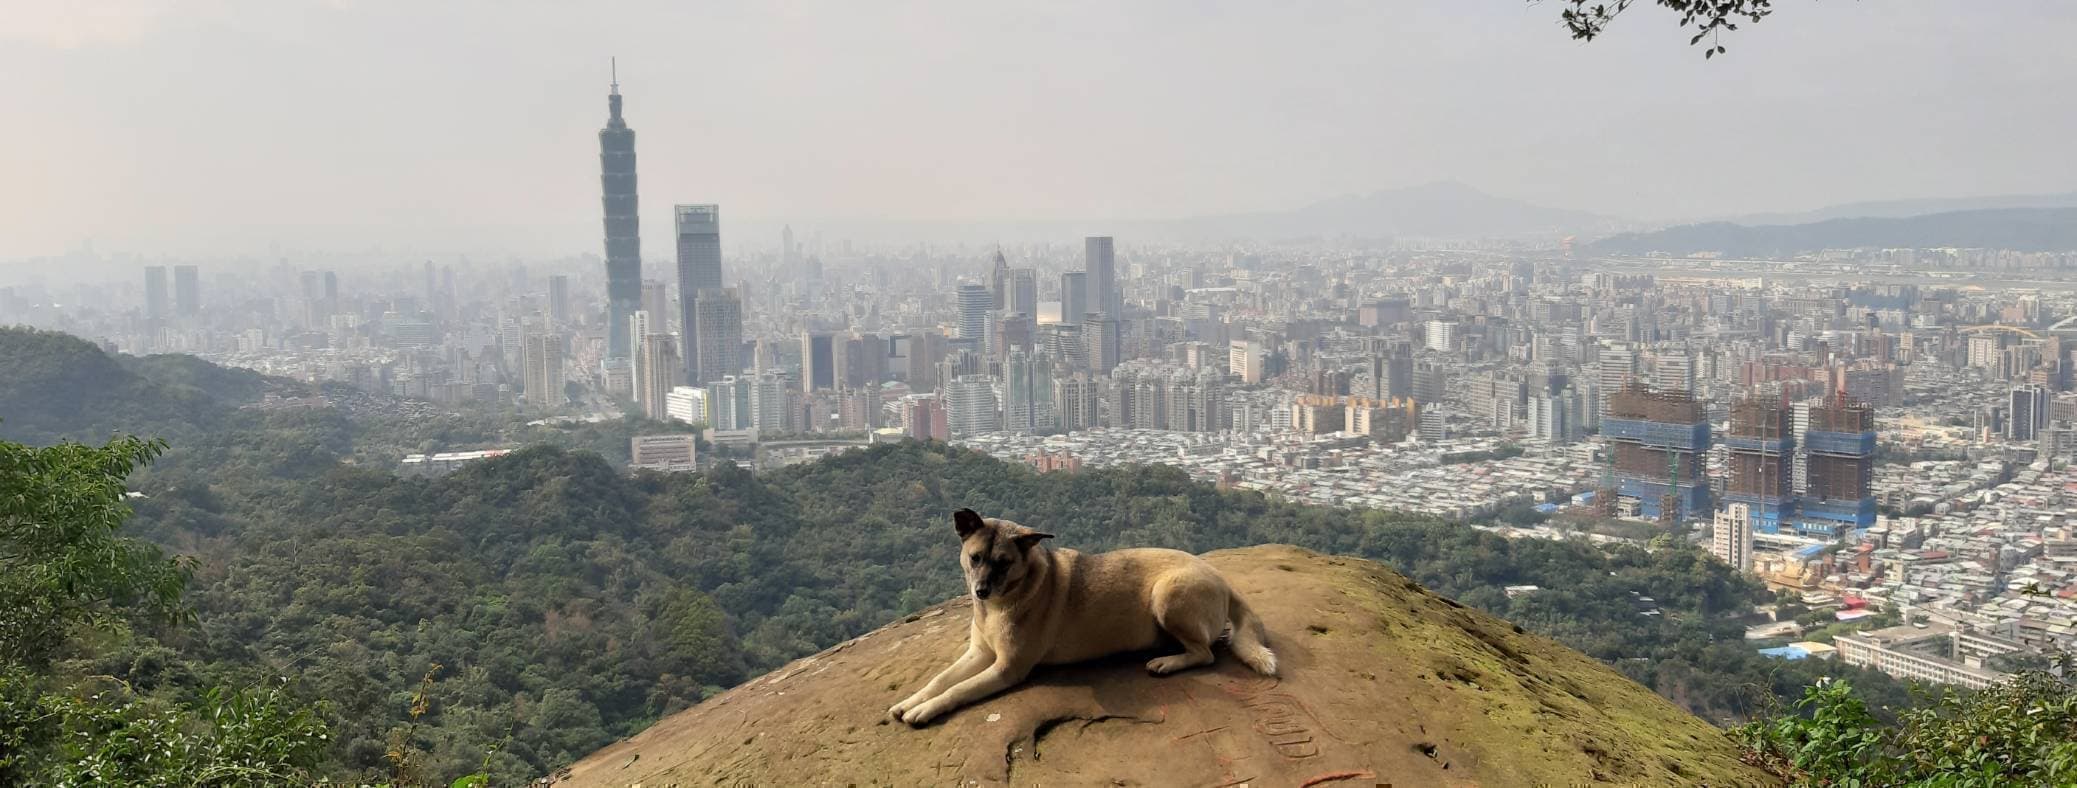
[599,58,642,364]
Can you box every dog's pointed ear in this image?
[1014,531,1055,550]
[953,509,986,538]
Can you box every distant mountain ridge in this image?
[1724,191,2077,227]
[1588,207,2077,258]
[744,181,1627,246]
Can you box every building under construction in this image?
[1798,393,1876,537]
[1605,386,1711,522]
[1723,395,1795,533]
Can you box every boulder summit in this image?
[558,545,1775,786]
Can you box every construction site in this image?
[1723,395,1795,533]
[1799,394,1877,536]
[1603,385,1711,524]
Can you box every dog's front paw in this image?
[1146,655,1192,675]
[899,701,942,727]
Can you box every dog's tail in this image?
[1225,589,1278,676]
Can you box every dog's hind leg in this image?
[1147,576,1220,675]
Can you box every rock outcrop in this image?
[559,545,1777,787]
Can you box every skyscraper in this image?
[172,265,200,317]
[1059,272,1087,326]
[1003,351,1047,433]
[2009,385,2050,442]
[628,310,654,401]
[1085,236,1119,318]
[948,374,1001,436]
[989,248,1012,309]
[801,331,836,393]
[690,288,742,386]
[957,284,991,347]
[599,60,642,361]
[422,261,437,314]
[1084,314,1120,373]
[143,266,168,321]
[547,275,570,325]
[640,280,670,334]
[1010,268,1038,319]
[524,334,564,410]
[675,204,722,383]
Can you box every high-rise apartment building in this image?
[599,62,643,361]
[706,376,753,430]
[1597,345,1637,419]
[1053,373,1101,432]
[948,375,1001,436]
[1425,320,1456,352]
[637,333,681,421]
[1003,352,1041,434]
[1653,351,1695,393]
[1229,340,1264,384]
[749,372,791,433]
[1527,391,1579,446]
[1712,502,1754,572]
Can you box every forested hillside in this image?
[1,327,1915,784]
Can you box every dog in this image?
[888,509,1276,726]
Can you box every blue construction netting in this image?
[1804,430,1875,456]
[1603,418,1711,450]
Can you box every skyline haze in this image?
[2,1,2074,260]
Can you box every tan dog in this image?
[888,509,1276,726]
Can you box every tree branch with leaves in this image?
[1550,0,1777,57]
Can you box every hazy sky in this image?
[3,0,2073,259]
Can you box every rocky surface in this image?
[558,545,1777,787]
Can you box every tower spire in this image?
[610,56,620,95]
